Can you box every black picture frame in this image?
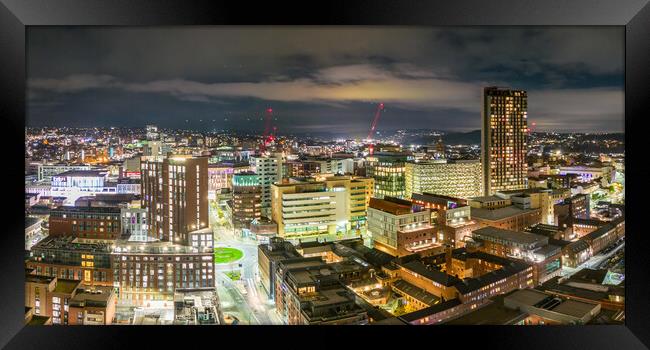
[1,0,649,349]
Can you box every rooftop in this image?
[70,286,114,307]
[471,206,539,221]
[505,289,601,321]
[54,170,106,177]
[400,260,461,287]
[413,192,466,205]
[392,279,440,306]
[113,239,213,255]
[472,227,548,246]
[25,217,41,229]
[571,269,609,285]
[454,260,531,295]
[369,197,414,215]
[27,315,51,326]
[51,206,122,214]
[469,195,506,203]
[372,317,408,325]
[505,288,548,306]
[444,297,526,325]
[540,277,624,303]
[53,279,81,294]
[25,274,55,285]
[31,236,113,254]
[566,240,591,254]
[552,299,600,319]
[582,217,624,241]
[533,244,562,258]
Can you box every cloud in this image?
[28,65,623,133]
[29,64,484,112]
[26,27,624,133]
[528,88,624,132]
[29,74,119,92]
[28,27,623,86]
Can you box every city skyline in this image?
[27,27,624,136]
[23,27,627,326]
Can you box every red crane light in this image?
[366,103,385,155]
[366,103,385,141]
[261,108,274,152]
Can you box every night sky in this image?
[27,27,624,137]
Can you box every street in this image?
[210,202,284,325]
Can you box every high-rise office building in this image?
[141,155,209,244]
[481,87,528,195]
[232,172,262,230]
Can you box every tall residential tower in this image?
[141,155,209,244]
[481,87,528,195]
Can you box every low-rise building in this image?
[470,205,542,232]
[26,236,114,287]
[37,164,91,182]
[50,170,115,197]
[25,217,43,250]
[25,271,116,325]
[49,206,122,241]
[249,217,278,244]
[580,216,625,255]
[367,197,438,257]
[559,165,615,183]
[444,289,601,325]
[258,237,302,300]
[280,262,369,325]
[540,269,624,312]
[411,193,478,248]
[386,248,534,324]
[470,227,562,285]
[173,289,221,325]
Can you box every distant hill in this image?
[442,130,481,145]
[402,130,481,146]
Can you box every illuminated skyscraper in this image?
[481,87,528,195]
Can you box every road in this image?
[210,203,284,325]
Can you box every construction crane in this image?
[366,103,385,155]
[260,108,278,152]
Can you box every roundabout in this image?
[214,247,244,264]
